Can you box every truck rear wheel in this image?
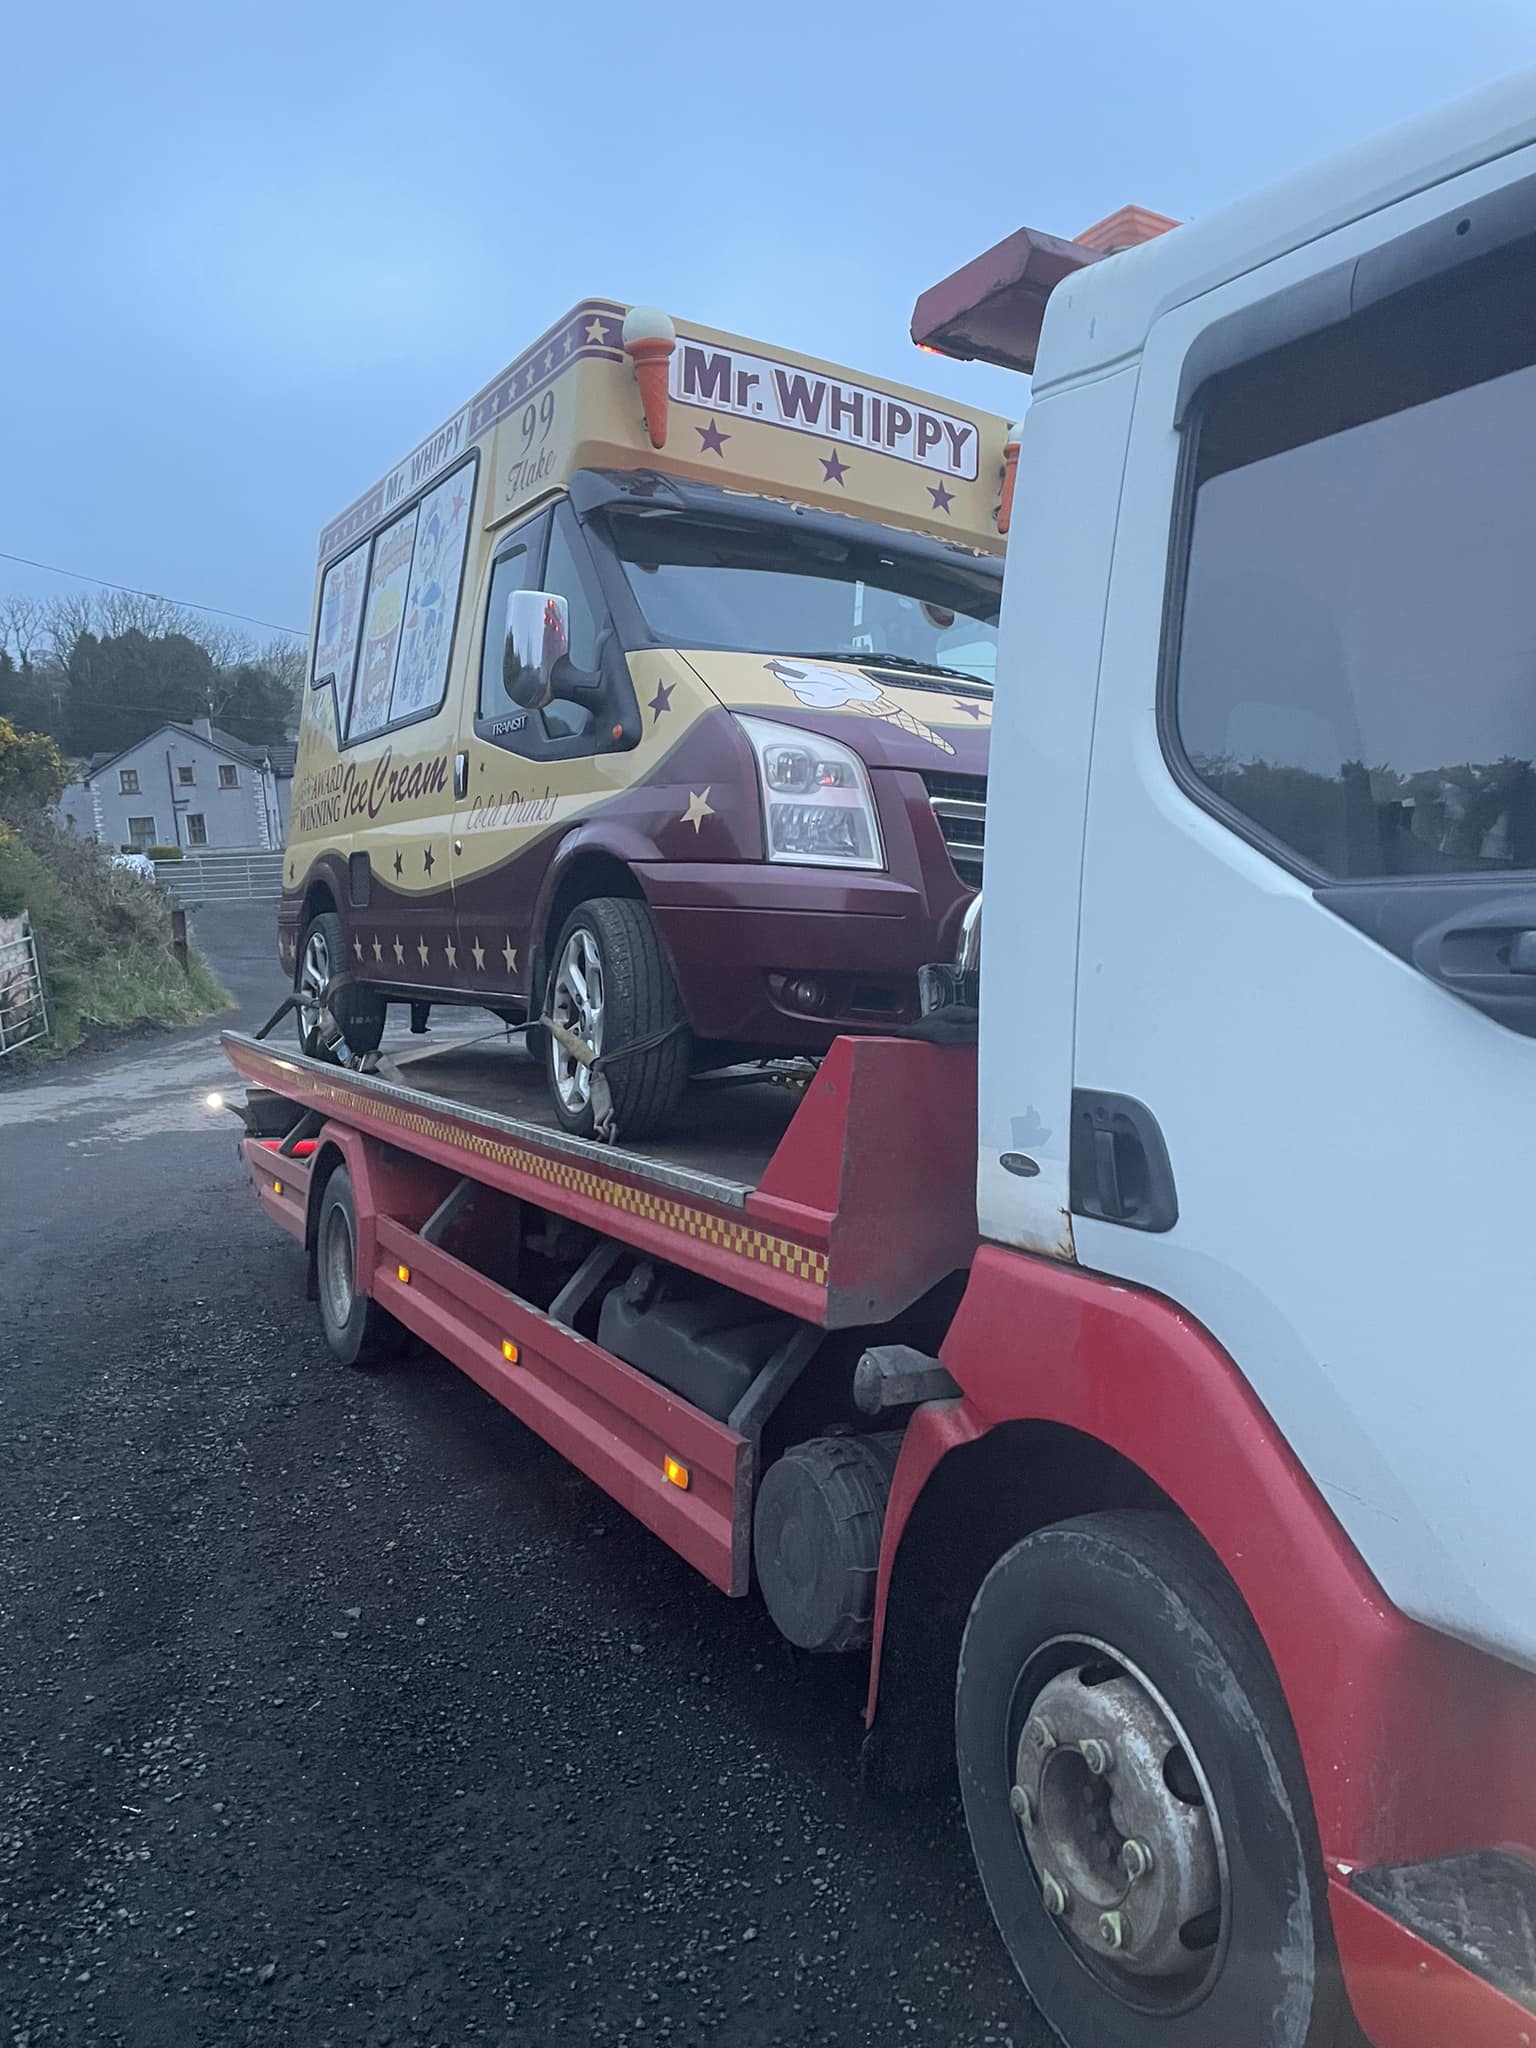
[956,1511,1342,2048]
[544,897,690,1139]
[315,1166,407,1368]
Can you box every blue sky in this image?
[4,0,1535,647]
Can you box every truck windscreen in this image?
[604,509,1002,686]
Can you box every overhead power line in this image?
[0,548,304,639]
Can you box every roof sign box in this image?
[317,301,1010,568]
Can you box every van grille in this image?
[922,772,986,886]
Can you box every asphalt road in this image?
[1,903,1038,2048]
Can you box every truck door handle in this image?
[1069,1091,1178,1233]
[1406,890,1536,1035]
[454,752,469,800]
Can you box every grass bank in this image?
[0,818,230,1061]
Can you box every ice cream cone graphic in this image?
[765,659,955,756]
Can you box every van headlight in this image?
[735,716,885,870]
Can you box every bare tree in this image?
[0,595,47,667]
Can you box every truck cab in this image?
[282,306,1006,1135]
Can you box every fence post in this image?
[171,905,189,973]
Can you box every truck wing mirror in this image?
[504,589,569,710]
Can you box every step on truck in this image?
[230,73,1536,2048]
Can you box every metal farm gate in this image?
[0,913,49,1057]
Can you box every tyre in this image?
[314,1166,408,1368]
[956,1511,1342,2048]
[295,910,386,1058]
[544,897,690,1138]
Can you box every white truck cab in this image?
[981,70,1536,1673]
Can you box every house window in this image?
[177,764,195,786]
[126,817,157,849]
[218,763,239,789]
[186,814,208,846]
[119,769,140,794]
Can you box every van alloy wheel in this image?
[550,926,605,1115]
[294,911,386,1058]
[298,924,332,1043]
[542,899,689,1139]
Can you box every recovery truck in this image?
[226,73,1536,2048]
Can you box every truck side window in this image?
[1171,245,1536,879]
[478,516,548,726]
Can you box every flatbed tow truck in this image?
[226,74,1536,2048]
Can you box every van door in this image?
[451,503,634,1017]
[1071,155,1536,1669]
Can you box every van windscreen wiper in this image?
[800,651,993,691]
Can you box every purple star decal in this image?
[821,448,849,485]
[929,481,955,513]
[953,699,987,720]
[649,678,675,722]
[696,418,730,457]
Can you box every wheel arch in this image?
[861,1415,1180,1794]
[302,1137,352,1295]
[532,840,647,1003]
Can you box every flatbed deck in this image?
[222,1027,979,1329]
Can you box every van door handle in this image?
[454,752,469,800]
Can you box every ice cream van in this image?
[282,300,1009,1136]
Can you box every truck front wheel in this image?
[956,1511,1342,2048]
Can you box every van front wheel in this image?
[544,897,689,1139]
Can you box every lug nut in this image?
[1040,1870,1069,1918]
[1026,1717,1056,1753]
[1121,1839,1153,1882]
[1079,1737,1113,1776]
[1009,1785,1034,1824]
[1099,1909,1129,1951]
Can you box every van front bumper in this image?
[633,860,968,1048]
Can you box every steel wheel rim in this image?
[1005,1632,1231,2016]
[550,926,604,1114]
[298,927,331,1041]
[320,1201,355,1332]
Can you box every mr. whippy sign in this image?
[669,339,980,480]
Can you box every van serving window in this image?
[1172,242,1536,878]
[321,454,476,746]
[312,539,369,724]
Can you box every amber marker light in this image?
[396,1263,411,1285]
[663,1456,690,1490]
[502,1338,520,1364]
[272,1180,283,1195]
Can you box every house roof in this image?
[72,721,287,785]
[164,721,265,764]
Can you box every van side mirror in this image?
[504,590,569,710]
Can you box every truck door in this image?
[1070,157,1536,1672]
[451,502,635,1018]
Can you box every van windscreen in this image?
[604,508,1002,686]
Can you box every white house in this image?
[57,718,296,852]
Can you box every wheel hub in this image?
[1012,1647,1225,1996]
[550,928,604,1113]
[298,927,331,1041]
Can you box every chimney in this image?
[193,715,213,742]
